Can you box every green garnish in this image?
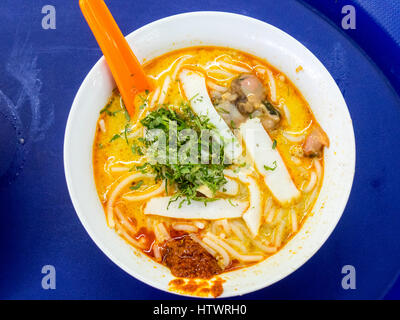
[264,161,277,171]
[100,100,113,115]
[109,134,121,142]
[140,104,228,206]
[130,180,143,190]
[272,140,277,150]
[262,101,280,116]
[124,124,130,144]
[131,143,144,155]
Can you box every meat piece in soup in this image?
[92,46,329,296]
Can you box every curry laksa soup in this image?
[93,47,329,292]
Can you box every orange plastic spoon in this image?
[79,0,152,117]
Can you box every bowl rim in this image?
[64,11,356,298]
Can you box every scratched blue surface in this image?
[0,0,399,299]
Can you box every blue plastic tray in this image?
[0,0,399,299]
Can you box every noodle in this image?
[206,81,227,92]
[265,207,276,224]
[252,240,277,253]
[172,55,192,80]
[274,222,286,248]
[303,171,317,193]
[115,206,136,235]
[219,60,251,73]
[314,159,322,181]
[190,233,217,257]
[153,243,161,261]
[157,75,171,105]
[202,237,231,268]
[110,167,129,173]
[205,233,263,262]
[266,68,277,102]
[290,209,298,233]
[207,68,235,78]
[283,131,305,142]
[149,86,161,108]
[224,238,248,253]
[230,221,246,241]
[123,180,165,201]
[106,173,154,228]
[172,223,198,233]
[115,220,146,249]
[282,104,291,126]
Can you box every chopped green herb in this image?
[189,93,199,102]
[98,143,104,149]
[100,100,113,114]
[109,134,121,142]
[130,180,143,190]
[217,107,230,114]
[140,105,228,206]
[272,140,277,150]
[227,198,238,207]
[131,144,144,155]
[264,161,277,171]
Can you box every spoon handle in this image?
[79,0,152,117]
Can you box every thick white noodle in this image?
[252,240,277,253]
[172,223,198,233]
[282,104,291,126]
[224,238,248,253]
[291,209,298,233]
[202,237,231,268]
[314,159,322,180]
[230,221,246,241]
[190,234,217,257]
[115,220,146,249]
[207,68,235,78]
[106,173,154,228]
[266,68,277,102]
[153,244,161,261]
[123,180,165,202]
[282,131,305,142]
[303,171,317,193]
[265,206,276,224]
[205,233,263,262]
[149,86,161,108]
[274,222,286,247]
[207,81,227,92]
[219,60,250,73]
[154,222,170,243]
[115,207,136,235]
[157,75,171,105]
[110,167,130,173]
[172,55,192,80]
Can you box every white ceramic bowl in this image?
[64,11,355,298]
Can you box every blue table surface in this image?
[0,0,399,299]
